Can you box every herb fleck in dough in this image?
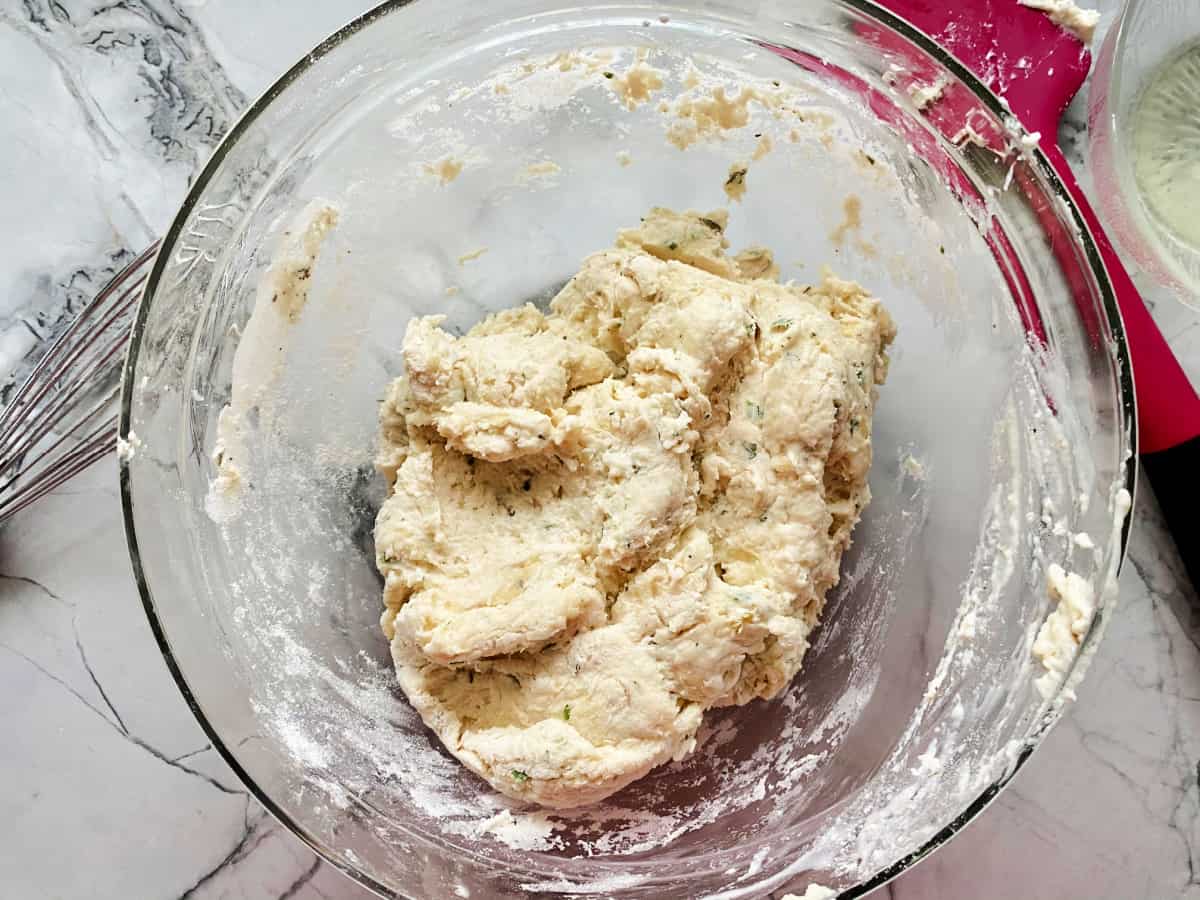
[375,208,896,808]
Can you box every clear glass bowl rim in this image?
[118,0,1138,896]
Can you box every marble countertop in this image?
[2,1,1198,898]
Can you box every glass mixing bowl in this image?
[120,1,1135,896]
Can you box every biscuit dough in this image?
[375,208,895,808]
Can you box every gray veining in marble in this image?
[2,0,1199,898]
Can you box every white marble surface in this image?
[1,1,1198,898]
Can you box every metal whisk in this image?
[0,242,159,523]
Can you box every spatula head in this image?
[882,0,1092,137]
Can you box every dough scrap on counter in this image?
[375,207,896,807]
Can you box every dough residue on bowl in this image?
[781,885,837,900]
[1031,562,1096,699]
[426,156,465,184]
[607,60,665,110]
[373,207,896,808]
[1017,0,1100,44]
[724,161,749,201]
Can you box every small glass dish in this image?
[1090,0,1200,307]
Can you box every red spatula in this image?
[877,0,1200,592]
